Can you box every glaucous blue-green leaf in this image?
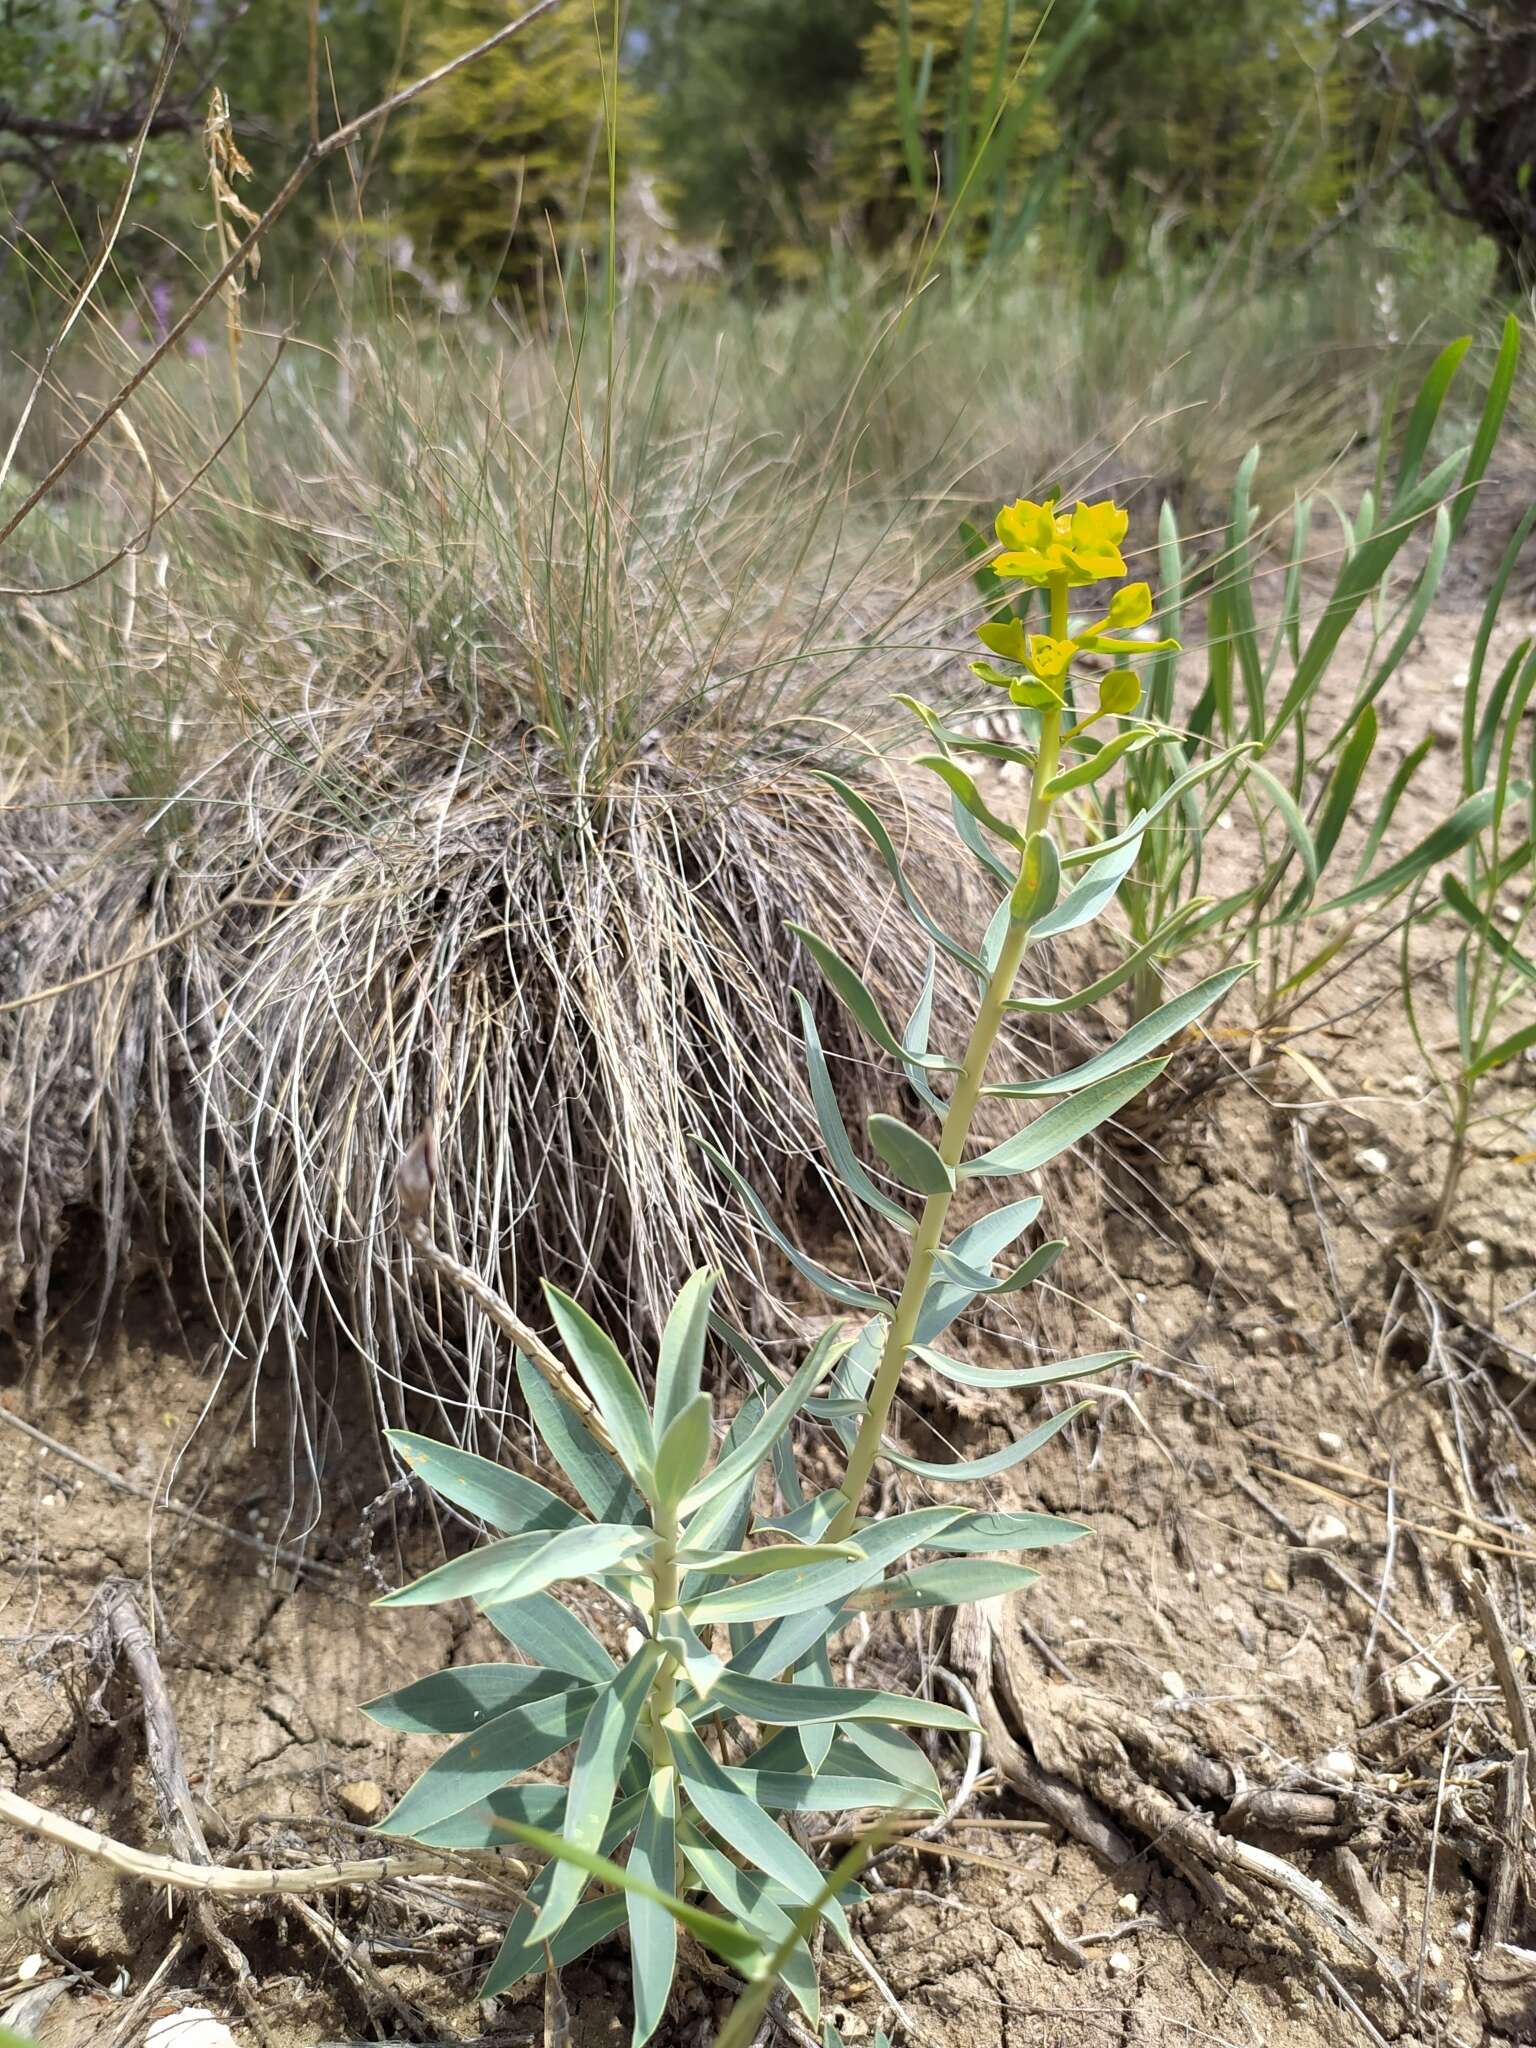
[960,1059,1168,1178]
[687,1508,965,1624]
[482,1587,617,1683]
[652,1393,714,1509]
[915,1196,1042,1342]
[372,1532,549,1610]
[982,968,1248,1099]
[698,1138,888,1313]
[679,1326,848,1516]
[885,1399,1089,1480]
[835,1721,941,1805]
[921,1511,1091,1554]
[665,1713,850,1944]
[788,924,960,1070]
[361,1663,578,1735]
[813,770,983,974]
[909,1343,1138,1392]
[722,1601,851,1682]
[677,1391,765,1574]
[681,1541,860,1582]
[902,949,948,1113]
[930,1237,1065,1296]
[703,1668,977,1731]
[682,1840,822,2026]
[475,1523,651,1608]
[1032,832,1142,939]
[795,993,913,1228]
[866,1112,953,1195]
[849,1559,1040,1610]
[724,1761,939,1815]
[483,1893,626,1998]
[385,1429,582,1537]
[528,1644,661,1943]
[516,1354,645,1525]
[627,1766,679,2047]
[405,1780,571,1848]
[654,1269,717,1438]
[543,1285,656,1489]
[494,1817,767,1977]
[656,1604,726,1700]
[1055,747,1251,869]
[378,1687,600,1836]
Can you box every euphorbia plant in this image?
[366,495,1248,2039]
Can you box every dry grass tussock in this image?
[0,317,984,1466]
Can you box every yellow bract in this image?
[1025,634,1077,682]
[1105,580,1153,631]
[993,496,1129,588]
[975,618,1029,663]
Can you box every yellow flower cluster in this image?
[971,495,1176,715]
[993,496,1128,587]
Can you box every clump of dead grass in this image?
[0,313,980,1463]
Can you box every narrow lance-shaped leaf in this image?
[528,1645,662,1944]
[866,1112,954,1195]
[378,1686,601,1838]
[627,1767,679,2047]
[493,1816,768,1975]
[361,1663,579,1735]
[886,1399,1091,1481]
[848,1559,1040,1611]
[385,1429,581,1537]
[795,992,913,1228]
[788,923,959,1070]
[983,967,1248,1099]
[665,1712,852,1945]
[651,1393,714,1510]
[482,1586,617,1682]
[543,1285,656,1491]
[698,1137,887,1313]
[813,769,983,972]
[654,1269,717,1438]
[516,1353,645,1525]
[961,1059,1169,1178]
[679,1322,849,1519]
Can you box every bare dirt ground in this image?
[3,559,1534,2048]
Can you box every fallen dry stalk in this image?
[1252,1461,1536,1565]
[0,1786,529,1896]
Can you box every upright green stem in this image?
[829,578,1068,1543]
[649,1500,680,1741]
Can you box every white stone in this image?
[145,2009,236,2048]
[1117,1893,1140,1916]
[1107,1950,1134,1975]
[1317,1748,1355,1782]
[1305,1512,1350,1549]
[38,1492,58,1510]
[1213,1603,1236,1625]
[1354,1147,1390,1177]
[1069,1616,1089,1633]
[1317,1430,1344,1455]
[1160,1668,1187,1700]
[1394,1660,1440,1707]
[1466,1239,1489,1258]
[17,1955,44,1982]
